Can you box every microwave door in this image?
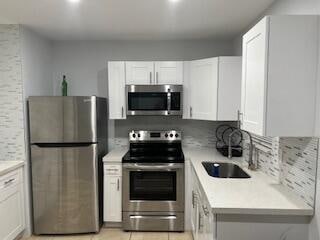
[127,92,169,116]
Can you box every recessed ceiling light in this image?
[68,0,80,3]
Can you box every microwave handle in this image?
[167,89,171,114]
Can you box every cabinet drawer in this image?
[104,164,122,176]
[0,169,21,192]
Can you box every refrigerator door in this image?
[28,96,97,143]
[31,143,99,234]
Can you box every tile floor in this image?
[24,228,193,240]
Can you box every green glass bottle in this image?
[62,75,68,96]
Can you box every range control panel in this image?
[129,130,181,142]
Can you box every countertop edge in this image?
[0,161,25,177]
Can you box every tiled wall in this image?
[244,136,318,207]
[0,25,26,162]
[111,116,236,149]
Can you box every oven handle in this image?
[122,163,184,170]
[130,215,177,220]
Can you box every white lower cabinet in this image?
[190,164,308,240]
[191,166,216,240]
[104,163,122,223]
[0,167,25,240]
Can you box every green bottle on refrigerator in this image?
[62,75,68,96]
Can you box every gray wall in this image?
[52,39,234,96]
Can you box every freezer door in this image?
[28,96,97,143]
[31,144,100,234]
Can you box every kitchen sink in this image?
[202,162,251,178]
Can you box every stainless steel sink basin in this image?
[202,162,251,178]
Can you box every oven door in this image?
[122,163,184,212]
[126,85,182,116]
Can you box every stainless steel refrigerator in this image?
[28,96,107,235]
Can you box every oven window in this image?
[130,171,176,201]
[128,93,168,111]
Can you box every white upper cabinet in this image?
[189,58,219,121]
[125,61,154,85]
[184,57,241,121]
[126,61,183,85]
[217,57,242,121]
[241,16,319,136]
[108,62,126,119]
[154,61,183,84]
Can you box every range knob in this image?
[165,133,168,138]
[175,133,179,138]
[132,133,136,138]
[170,133,174,138]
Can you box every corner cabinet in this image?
[108,62,126,119]
[241,16,319,136]
[103,163,122,223]
[189,163,308,240]
[0,167,25,240]
[184,57,241,121]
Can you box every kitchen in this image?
[0,0,320,240]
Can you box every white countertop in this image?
[103,148,128,163]
[0,161,24,176]
[102,146,313,216]
[184,147,313,216]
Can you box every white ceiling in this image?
[0,0,275,41]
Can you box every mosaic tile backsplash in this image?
[244,136,318,207]
[111,116,236,149]
[0,25,26,162]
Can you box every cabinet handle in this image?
[190,107,193,118]
[149,72,152,84]
[203,205,209,216]
[192,191,195,208]
[198,212,203,230]
[4,178,14,186]
[121,107,124,118]
[117,178,120,191]
[156,72,159,84]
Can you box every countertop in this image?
[102,147,313,216]
[184,147,314,216]
[103,148,128,163]
[0,161,24,176]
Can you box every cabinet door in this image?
[241,18,269,135]
[189,58,218,121]
[0,171,25,240]
[125,61,154,85]
[217,57,242,121]
[108,62,126,119]
[154,61,183,84]
[104,176,122,222]
[202,206,216,240]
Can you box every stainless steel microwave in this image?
[126,85,183,116]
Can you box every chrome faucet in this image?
[228,128,257,170]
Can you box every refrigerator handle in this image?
[33,143,94,148]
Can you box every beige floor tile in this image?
[23,235,53,240]
[92,228,131,240]
[169,232,193,240]
[50,234,93,240]
[130,232,168,240]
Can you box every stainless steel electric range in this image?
[122,130,185,232]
